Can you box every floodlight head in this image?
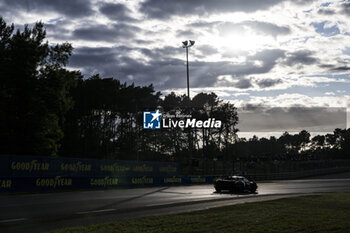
[189,40,195,46]
[182,41,188,46]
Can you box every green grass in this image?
[49,193,350,233]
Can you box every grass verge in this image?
[49,193,350,233]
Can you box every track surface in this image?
[1,178,350,233]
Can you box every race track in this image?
[1,178,350,233]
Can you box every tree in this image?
[0,18,79,155]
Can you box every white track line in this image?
[76,208,116,215]
[0,218,27,223]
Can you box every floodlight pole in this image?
[182,40,195,175]
[186,46,190,97]
[182,40,194,98]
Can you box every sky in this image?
[0,0,349,136]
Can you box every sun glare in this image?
[220,32,275,52]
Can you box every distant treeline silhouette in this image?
[0,19,349,164]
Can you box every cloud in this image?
[0,0,93,18]
[176,29,200,38]
[257,78,283,88]
[331,66,350,72]
[99,3,137,22]
[69,46,185,87]
[72,23,141,42]
[234,78,253,89]
[140,0,285,19]
[2,0,349,115]
[141,46,183,59]
[44,19,73,40]
[340,2,350,17]
[316,2,350,18]
[317,8,336,15]
[140,0,317,19]
[69,46,287,90]
[197,45,218,56]
[284,50,318,66]
[218,21,291,38]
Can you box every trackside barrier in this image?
[0,154,178,192]
[1,155,350,192]
[0,175,217,192]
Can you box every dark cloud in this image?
[1,0,93,17]
[69,46,185,87]
[140,0,316,19]
[317,8,336,15]
[331,66,350,72]
[140,0,284,19]
[218,21,290,37]
[72,23,141,42]
[234,78,253,89]
[317,2,350,17]
[189,21,220,29]
[44,19,73,40]
[176,29,199,38]
[140,46,183,60]
[245,21,291,36]
[99,3,137,22]
[195,49,285,88]
[69,46,286,90]
[257,78,282,88]
[319,61,350,72]
[340,2,350,17]
[319,64,335,69]
[250,49,286,68]
[291,0,315,5]
[134,39,153,45]
[284,50,318,66]
[197,45,218,56]
[69,46,132,67]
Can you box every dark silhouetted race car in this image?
[214,175,257,193]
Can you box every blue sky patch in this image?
[311,21,340,37]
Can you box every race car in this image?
[214,175,257,193]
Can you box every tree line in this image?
[232,129,350,162]
[0,19,349,165]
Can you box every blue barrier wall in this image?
[0,155,214,192]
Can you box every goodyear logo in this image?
[164,176,182,183]
[36,176,72,188]
[11,160,49,172]
[191,177,206,183]
[61,162,91,172]
[100,163,130,172]
[90,177,119,187]
[131,176,153,184]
